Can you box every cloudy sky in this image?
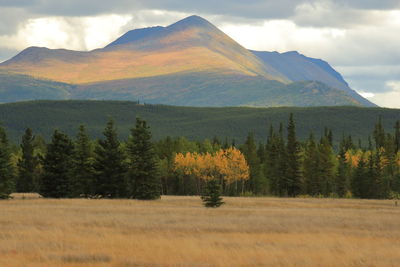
[0,0,399,107]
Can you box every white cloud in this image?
[220,19,346,53]
[0,14,132,52]
[364,81,400,108]
[358,92,375,98]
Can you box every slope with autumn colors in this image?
[0,15,375,107]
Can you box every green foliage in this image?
[40,130,74,198]
[93,120,127,198]
[16,128,39,192]
[1,100,400,146]
[265,125,286,196]
[303,134,321,196]
[201,179,224,208]
[127,118,160,200]
[351,157,369,198]
[285,114,302,197]
[0,127,14,199]
[241,133,264,195]
[71,125,95,197]
[317,136,336,196]
[2,109,400,200]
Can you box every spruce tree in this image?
[265,125,279,195]
[242,133,263,195]
[317,136,335,196]
[72,125,94,197]
[16,128,39,192]
[93,120,127,198]
[127,118,160,200]
[285,114,302,197]
[303,134,320,196]
[201,179,224,208]
[352,157,368,198]
[373,117,385,149]
[0,127,14,199]
[394,120,400,153]
[336,135,352,197]
[40,130,74,198]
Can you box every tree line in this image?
[0,115,399,200]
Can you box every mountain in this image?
[0,71,74,103]
[0,15,375,107]
[1,100,396,144]
[251,50,372,106]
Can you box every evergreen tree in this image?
[72,125,94,197]
[242,133,263,194]
[373,148,386,198]
[16,128,39,192]
[394,120,400,153]
[265,125,287,196]
[93,120,127,198]
[352,156,368,198]
[0,127,14,199]
[201,179,224,208]
[127,118,160,200]
[265,126,278,195]
[257,142,266,163]
[40,130,74,198]
[373,117,385,149]
[285,114,302,196]
[317,136,336,196]
[303,134,320,196]
[336,135,352,197]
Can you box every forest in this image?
[0,114,400,200]
[1,100,400,144]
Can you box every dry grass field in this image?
[1,195,400,266]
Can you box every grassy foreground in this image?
[1,195,400,266]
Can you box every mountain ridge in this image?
[0,15,376,107]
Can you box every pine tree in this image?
[127,118,160,200]
[72,125,94,197]
[285,114,302,197]
[40,130,74,198]
[201,179,224,208]
[16,128,39,192]
[93,120,127,198]
[0,127,14,199]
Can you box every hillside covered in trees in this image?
[0,100,399,144]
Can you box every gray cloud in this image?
[337,65,400,93]
[334,0,400,10]
[1,0,399,21]
[0,8,30,34]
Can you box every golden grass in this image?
[1,195,400,266]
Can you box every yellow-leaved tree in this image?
[174,147,249,195]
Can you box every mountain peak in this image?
[167,15,216,31]
[105,15,215,48]
[106,26,164,47]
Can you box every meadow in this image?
[1,195,400,266]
